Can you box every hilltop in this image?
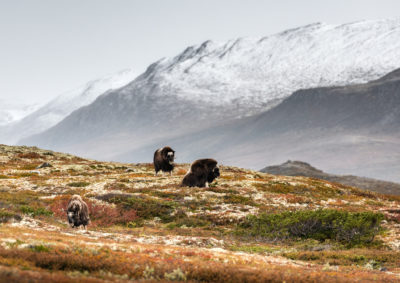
[0,145,400,282]
[261,160,400,196]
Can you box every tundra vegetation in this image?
[0,144,399,282]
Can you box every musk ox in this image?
[181,158,220,187]
[67,195,90,229]
[153,146,175,176]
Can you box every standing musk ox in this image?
[181,158,220,187]
[153,146,175,176]
[67,195,90,229]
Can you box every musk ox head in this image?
[181,158,220,187]
[67,195,90,229]
[154,146,175,175]
[208,166,220,183]
[165,150,175,164]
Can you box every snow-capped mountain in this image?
[0,69,137,144]
[21,18,400,163]
[125,18,400,117]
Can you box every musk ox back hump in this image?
[181,158,219,187]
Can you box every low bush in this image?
[223,194,256,206]
[167,216,210,229]
[235,209,383,246]
[0,210,22,223]
[88,203,137,227]
[0,190,45,207]
[15,172,39,178]
[67,182,90,187]
[283,249,400,269]
[205,187,238,194]
[49,195,137,227]
[99,194,177,222]
[20,164,39,170]
[30,244,50,253]
[17,152,41,159]
[19,206,53,217]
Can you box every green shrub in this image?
[223,194,256,206]
[235,209,383,247]
[30,244,50,253]
[0,210,22,223]
[20,205,53,217]
[205,187,238,194]
[67,182,90,187]
[229,245,277,254]
[167,216,210,229]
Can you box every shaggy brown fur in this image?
[153,146,175,176]
[67,195,90,229]
[181,158,220,187]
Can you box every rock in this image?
[37,162,52,169]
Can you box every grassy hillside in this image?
[0,145,400,282]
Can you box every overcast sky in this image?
[1,0,399,105]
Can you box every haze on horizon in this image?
[1,0,399,106]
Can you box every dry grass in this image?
[0,144,400,282]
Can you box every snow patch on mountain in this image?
[0,68,138,144]
[0,100,40,126]
[30,68,138,127]
[126,18,400,117]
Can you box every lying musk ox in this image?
[153,146,175,176]
[67,195,90,229]
[181,158,220,187]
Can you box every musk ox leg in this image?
[205,182,209,188]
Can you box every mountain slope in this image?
[20,18,400,159]
[260,160,400,195]
[121,67,400,182]
[0,69,137,144]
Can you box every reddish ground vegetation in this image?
[17,152,42,159]
[50,196,137,227]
